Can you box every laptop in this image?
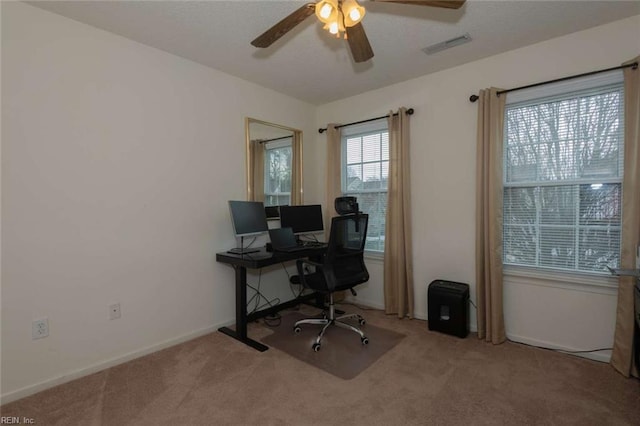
[268,227,307,252]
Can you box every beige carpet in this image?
[261,311,405,379]
[2,305,639,425]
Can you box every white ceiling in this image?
[28,1,640,105]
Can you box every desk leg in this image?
[218,265,269,352]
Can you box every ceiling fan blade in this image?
[346,23,374,63]
[251,3,316,48]
[371,0,466,9]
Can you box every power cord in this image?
[245,237,257,248]
[508,338,612,354]
[282,262,313,299]
[246,269,281,315]
[246,269,263,313]
[280,262,301,298]
[263,313,282,327]
[252,261,325,328]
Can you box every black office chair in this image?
[293,206,370,351]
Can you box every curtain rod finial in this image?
[469,94,479,103]
[318,128,326,134]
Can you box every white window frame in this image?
[340,119,389,254]
[503,70,624,285]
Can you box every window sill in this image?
[504,265,619,295]
[364,251,384,263]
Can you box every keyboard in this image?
[275,245,308,253]
[301,241,327,248]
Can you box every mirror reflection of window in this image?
[246,118,302,205]
[264,138,292,206]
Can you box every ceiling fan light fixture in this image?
[342,0,365,27]
[320,4,332,18]
[328,11,346,37]
[251,0,467,63]
[315,0,338,24]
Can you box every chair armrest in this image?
[295,259,323,279]
[295,259,339,292]
[295,259,330,290]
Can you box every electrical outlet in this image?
[109,303,121,320]
[32,318,49,339]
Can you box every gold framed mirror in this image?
[245,118,303,206]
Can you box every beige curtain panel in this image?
[611,56,640,378]
[324,124,342,240]
[384,108,414,319]
[324,124,346,301]
[248,140,265,202]
[475,88,507,344]
[291,133,303,205]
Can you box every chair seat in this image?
[301,271,368,293]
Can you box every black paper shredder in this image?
[428,280,469,338]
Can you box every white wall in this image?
[2,0,638,404]
[1,2,316,402]
[314,15,639,360]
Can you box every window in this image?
[341,120,389,252]
[264,139,292,207]
[503,73,624,275]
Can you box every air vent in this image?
[422,33,471,55]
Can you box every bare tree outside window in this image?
[264,144,292,206]
[504,85,624,274]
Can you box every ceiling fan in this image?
[251,0,466,63]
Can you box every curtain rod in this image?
[468,62,638,103]
[255,135,292,144]
[318,108,414,134]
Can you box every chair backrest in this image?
[323,213,370,291]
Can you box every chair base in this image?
[293,294,368,351]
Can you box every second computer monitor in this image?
[228,200,269,237]
[279,204,324,235]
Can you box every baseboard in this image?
[506,333,612,363]
[5,311,609,405]
[344,296,384,311]
[350,298,608,363]
[0,319,234,405]
[347,297,479,332]
[351,298,606,362]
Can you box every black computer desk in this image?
[216,246,326,352]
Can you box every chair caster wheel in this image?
[312,343,321,352]
[361,337,369,345]
[293,326,302,334]
[359,319,366,326]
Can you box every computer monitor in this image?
[228,201,268,254]
[265,205,285,220]
[279,204,324,235]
